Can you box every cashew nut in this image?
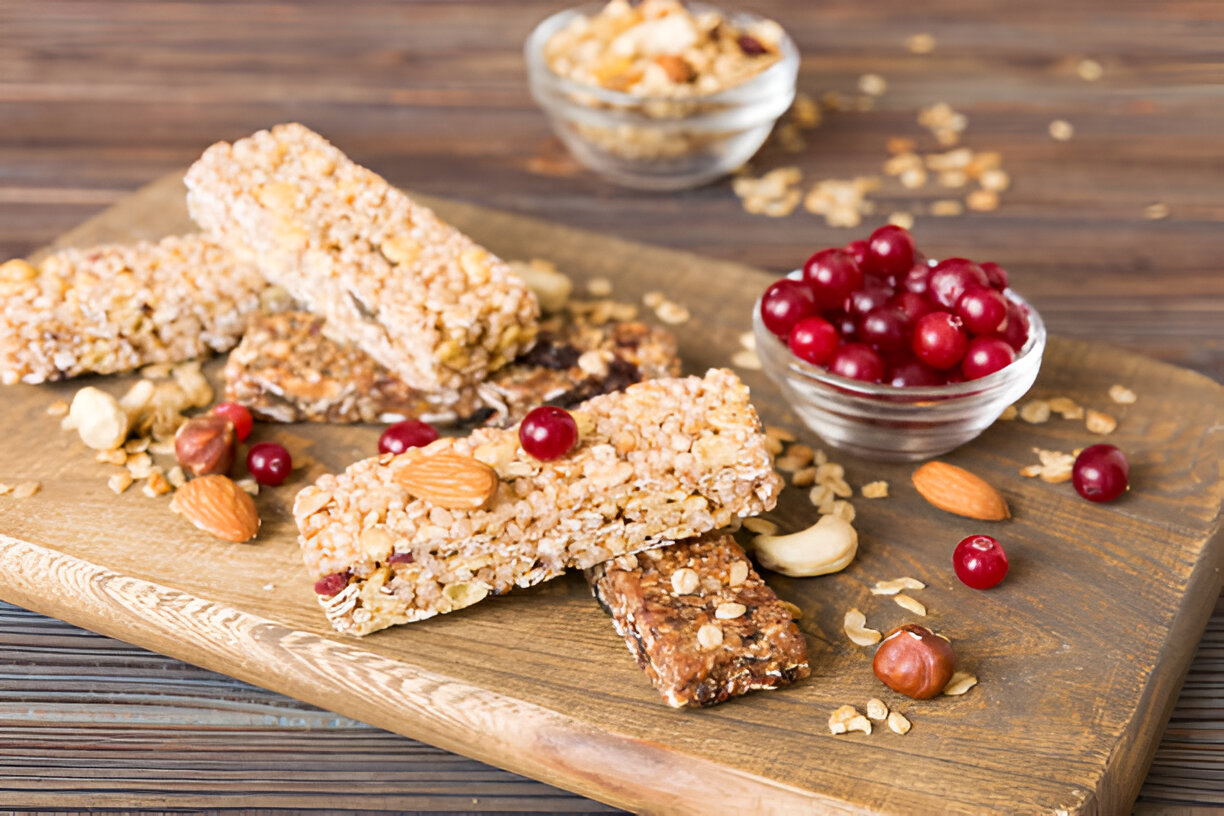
[69,386,129,451]
[751,514,858,577]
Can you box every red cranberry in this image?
[387,552,415,565]
[247,442,292,486]
[211,402,253,442]
[802,249,864,310]
[956,287,1009,335]
[887,359,945,387]
[953,535,1009,590]
[826,310,858,341]
[864,225,916,278]
[843,239,869,267]
[961,336,1016,379]
[912,311,968,370]
[760,279,817,337]
[1072,444,1129,503]
[788,316,840,366]
[314,571,350,597]
[928,258,989,309]
[519,405,579,461]
[890,291,933,325]
[999,299,1031,351]
[379,419,439,455]
[981,261,1009,290]
[902,263,932,296]
[845,282,894,317]
[858,307,910,353]
[830,343,885,383]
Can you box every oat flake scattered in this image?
[1019,400,1052,424]
[1085,409,1118,435]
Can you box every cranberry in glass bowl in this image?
[752,268,1045,462]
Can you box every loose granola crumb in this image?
[1085,409,1118,435]
[46,401,69,418]
[1109,384,1137,404]
[107,471,134,494]
[143,469,172,498]
[167,466,187,489]
[1022,447,1076,483]
[894,593,927,616]
[1019,399,1052,424]
[96,449,127,466]
[1049,119,1075,141]
[804,176,882,228]
[12,481,41,499]
[861,480,889,499]
[126,452,154,480]
[828,704,859,735]
[791,466,817,487]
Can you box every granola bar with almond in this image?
[0,235,265,385]
[295,369,783,636]
[185,123,539,402]
[587,532,809,708]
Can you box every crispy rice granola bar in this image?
[0,234,266,385]
[224,308,680,426]
[296,369,783,636]
[184,123,539,399]
[587,532,809,707]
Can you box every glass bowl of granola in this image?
[526,0,799,190]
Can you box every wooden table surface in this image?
[0,1,1220,813]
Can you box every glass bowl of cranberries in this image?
[753,225,1046,462]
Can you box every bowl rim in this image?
[524,1,801,108]
[753,269,1047,401]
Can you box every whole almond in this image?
[170,474,260,542]
[394,453,499,511]
[912,461,1010,521]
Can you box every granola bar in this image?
[0,234,267,385]
[224,308,680,426]
[587,532,809,707]
[185,123,539,399]
[295,368,783,636]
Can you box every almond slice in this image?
[170,475,259,543]
[394,452,499,511]
[912,461,1010,521]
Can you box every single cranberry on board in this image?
[379,419,439,455]
[247,441,292,486]
[760,278,817,337]
[1072,444,1130,502]
[802,248,863,310]
[912,311,968,370]
[864,224,916,278]
[519,405,579,461]
[210,401,253,442]
[953,534,1009,589]
[788,316,840,366]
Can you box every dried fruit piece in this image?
[393,452,499,511]
[911,461,1010,521]
[169,474,260,543]
[844,608,882,646]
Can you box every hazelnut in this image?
[872,623,956,699]
[174,414,236,477]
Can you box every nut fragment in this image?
[861,480,889,499]
[845,715,872,735]
[169,474,260,543]
[442,582,489,610]
[1085,409,1117,435]
[912,461,1010,521]
[730,349,762,370]
[942,671,979,696]
[671,567,700,595]
[46,400,69,418]
[696,623,723,650]
[844,608,882,647]
[12,481,40,499]
[1049,119,1074,141]
[69,387,129,451]
[107,471,134,494]
[715,602,747,620]
[1019,399,1051,423]
[894,593,927,616]
[96,449,127,466]
[887,710,912,735]
[828,705,859,735]
[742,517,778,536]
[393,452,499,511]
[871,577,926,596]
[752,514,858,577]
[174,414,236,477]
[1109,384,1137,405]
[866,698,889,721]
[727,560,750,587]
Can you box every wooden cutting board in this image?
[1,173,1220,815]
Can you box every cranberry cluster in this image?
[759,225,1031,386]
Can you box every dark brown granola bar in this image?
[224,309,680,426]
[587,532,810,708]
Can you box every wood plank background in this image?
[0,0,1220,813]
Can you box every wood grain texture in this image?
[0,0,1221,812]
[0,172,1221,814]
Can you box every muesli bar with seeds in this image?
[587,532,810,708]
[185,123,539,399]
[295,368,783,636]
[224,308,680,426]
[0,234,267,385]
